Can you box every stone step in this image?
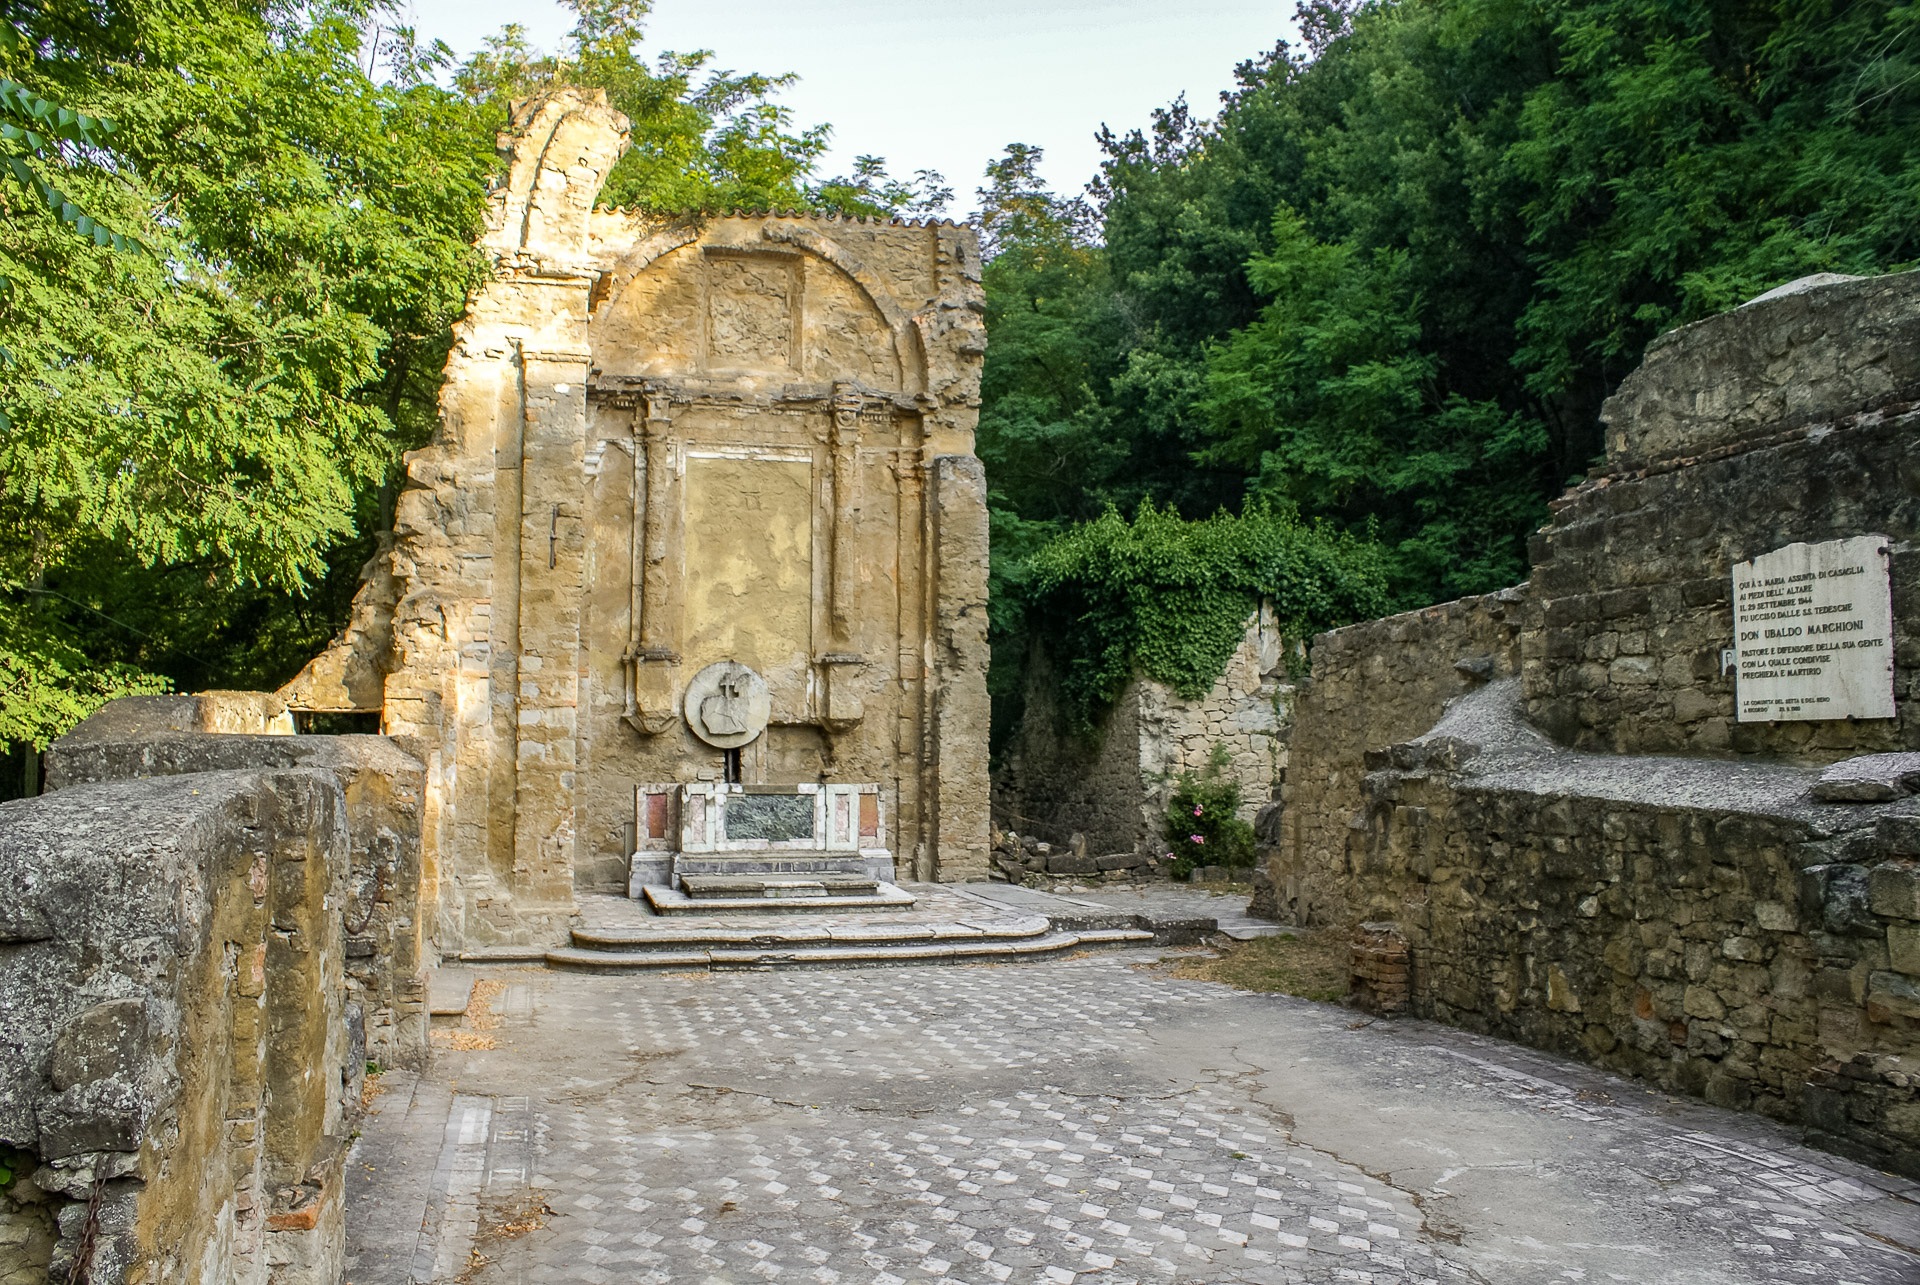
[570,914,1053,954]
[641,882,917,915]
[545,927,1155,972]
[679,873,879,900]
[670,856,888,876]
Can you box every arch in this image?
[757,222,910,332]
[589,222,707,320]
[759,222,928,393]
[591,219,928,392]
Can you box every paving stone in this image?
[349,952,1920,1285]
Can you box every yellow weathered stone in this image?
[281,90,991,948]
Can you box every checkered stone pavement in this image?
[516,1082,1443,1285]
[347,952,1920,1285]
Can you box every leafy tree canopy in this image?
[0,0,499,745]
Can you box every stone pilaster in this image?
[930,453,990,881]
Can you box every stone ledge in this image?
[544,929,1152,972]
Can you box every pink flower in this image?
[1193,805,1204,816]
[1189,834,1205,844]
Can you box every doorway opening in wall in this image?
[294,711,381,735]
[723,748,742,784]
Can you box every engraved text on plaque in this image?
[1731,534,1894,722]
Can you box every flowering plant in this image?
[1161,744,1255,879]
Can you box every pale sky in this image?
[397,0,1300,211]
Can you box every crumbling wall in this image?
[1247,274,1920,1171]
[1355,681,1920,1176]
[1526,273,1920,760]
[997,606,1291,861]
[280,90,993,943]
[0,770,356,1283]
[1261,589,1524,925]
[44,715,429,1072]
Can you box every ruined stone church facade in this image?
[282,91,992,948]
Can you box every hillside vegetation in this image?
[984,0,1920,740]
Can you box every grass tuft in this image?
[1161,928,1349,1001]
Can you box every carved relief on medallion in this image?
[683,660,772,748]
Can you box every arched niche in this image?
[590,225,921,393]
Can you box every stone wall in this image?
[43,698,430,1072]
[1526,273,1920,760]
[1259,589,1525,926]
[280,90,993,947]
[996,605,1291,861]
[1354,680,1920,1176]
[0,769,358,1283]
[1249,271,1920,1173]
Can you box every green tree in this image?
[971,145,1128,746]
[0,0,496,744]
[1200,206,1549,600]
[980,0,1920,749]
[454,0,948,217]
[1,0,935,747]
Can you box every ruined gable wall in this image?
[999,608,1292,864]
[280,89,991,947]
[571,210,989,891]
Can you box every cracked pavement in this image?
[345,951,1920,1284]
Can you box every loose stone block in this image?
[1870,862,1920,921]
[1814,752,1920,802]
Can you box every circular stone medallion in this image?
[682,661,772,749]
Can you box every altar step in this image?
[677,873,880,900]
[641,880,917,915]
[546,922,1154,972]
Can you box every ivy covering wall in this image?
[1015,503,1389,734]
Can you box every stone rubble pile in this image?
[988,828,1165,887]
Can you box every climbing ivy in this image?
[1022,501,1390,732]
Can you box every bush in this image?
[1162,745,1257,880]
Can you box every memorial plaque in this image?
[1731,534,1894,722]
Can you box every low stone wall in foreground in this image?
[43,697,430,1074]
[1355,680,1920,1175]
[0,770,358,1284]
